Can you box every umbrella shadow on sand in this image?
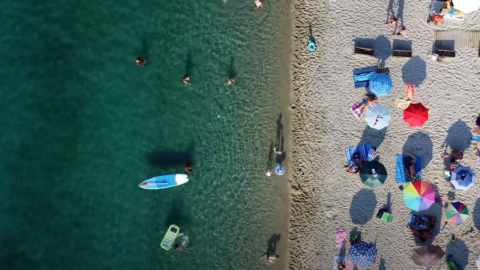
[402,132,433,169]
[374,36,391,67]
[350,189,377,225]
[359,126,387,150]
[402,56,426,86]
[472,198,480,230]
[446,239,469,269]
[442,120,472,152]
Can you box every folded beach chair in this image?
[395,154,422,183]
[345,144,374,167]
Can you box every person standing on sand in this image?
[255,0,262,8]
[393,25,407,38]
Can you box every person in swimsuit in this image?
[227,78,234,85]
[386,17,397,27]
[255,0,262,8]
[356,94,377,115]
[183,76,191,85]
[408,148,418,180]
[185,163,192,173]
[136,57,146,66]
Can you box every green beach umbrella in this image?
[360,160,388,188]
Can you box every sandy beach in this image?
[288,0,480,269]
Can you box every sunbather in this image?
[346,165,360,174]
[441,150,463,162]
[408,149,418,180]
[355,94,377,115]
[352,152,367,166]
[446,0,454,11]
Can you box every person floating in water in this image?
[227,78,234,86]
[255,0,263,8]
[185,163,192,173]
[136,57,146,66]
[183,76,191,85]
[173,242,184,251]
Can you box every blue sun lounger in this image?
[353,67,378,89]
[345,144,374,167]
[395,154,422,183]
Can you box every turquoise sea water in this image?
[0,0,292,269]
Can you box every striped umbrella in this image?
[365,105,391,130]
[446,202,469,224]
[403,180,436,211]
[450,166,476,191]
[368,73,393,96]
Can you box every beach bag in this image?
[432,15,444,23]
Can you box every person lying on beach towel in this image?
[350,94,377,119]
[406,149,419,180]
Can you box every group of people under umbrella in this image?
[352,68,430,130]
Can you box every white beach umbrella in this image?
[365,105,391,130]
[453,0,480,13]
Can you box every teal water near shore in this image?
[0,0,292,269]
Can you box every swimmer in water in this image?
[255,0,263,8]
[183,76,191,85]
[185,163,192,173]
[227,78,234,85]
[136,57,146,66]
[266,168,272,177]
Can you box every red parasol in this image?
[403,103,429,127]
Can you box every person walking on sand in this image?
[394,25,407,38]
[183,76,191,85]
[255,0,262,8]
[227,78,234,85]
[386,17,397,27]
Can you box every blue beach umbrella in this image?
[365,105,391,130]
[450,166,476,191]
[349,241,378,267]
[369,73,392,96]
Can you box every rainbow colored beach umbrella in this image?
[403,180,436,211]
[446,202,469,224]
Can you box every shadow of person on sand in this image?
[309,24,315,44]
[379,257,386,270]
[266,233,281,255]
[402,131,433,169]
[275,114,286,164]
[350,189,377,225]
[402,56,426,86]
[266,142,274,172]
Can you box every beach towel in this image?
[336,229,347,248]
[405,83,416,101]
[345,144,374,167]
[350,98,378,119]
[472,130,480,141]
[395,154,422,183]
[395,99,411,109]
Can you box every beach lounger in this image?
[395,154,422,183]
[353,66,378,76]
[354,46,374,56]
[392,49,412,58]
[436,49,455,58]
[345,144,374,167]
